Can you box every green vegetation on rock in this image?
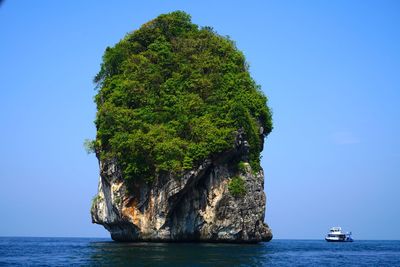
[91,194,102,211]
[228,176,246,197]
[93,11,272,183]
[83,139,96,154]
[238,161,247,174]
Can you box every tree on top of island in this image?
[90,11,272,184]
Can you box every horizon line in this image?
[0,235,399,241]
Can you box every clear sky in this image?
[0,0,399,240]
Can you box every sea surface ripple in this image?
[0,237,399,266]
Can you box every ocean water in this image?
[0,237,399,266]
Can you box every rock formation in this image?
[91,130,272,242]
[90,11,273,243]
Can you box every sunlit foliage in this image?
[93,11,272,183]
[228,176,247,197]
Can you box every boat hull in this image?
[325,237,353,242]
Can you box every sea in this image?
[0,237,399,266]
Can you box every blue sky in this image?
[0,0,399,240]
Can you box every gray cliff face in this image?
[91,133,272,243]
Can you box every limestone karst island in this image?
[89,11,273,243]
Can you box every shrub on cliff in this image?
[93,11,272,182]
[228,176,247,197]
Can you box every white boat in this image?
[325,227,353,242]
